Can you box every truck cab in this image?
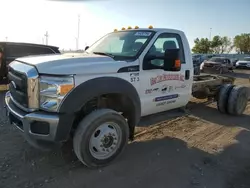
[5,26,194,168]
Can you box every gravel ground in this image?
[0,69,250,188]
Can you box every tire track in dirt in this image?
[134,115,244,155]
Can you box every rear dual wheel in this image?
[227,86,249,115]
[217,84,248,115]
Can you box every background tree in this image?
[210,35,222,54]
[234,33,250,54]
[220,36,233,53]
[192,38,211,54]
[192,35,233,54]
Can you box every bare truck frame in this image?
[192,74,248,116]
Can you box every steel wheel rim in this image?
[89,122,122,160]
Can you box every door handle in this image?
[185,70,190,80]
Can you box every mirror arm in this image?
[155,55,165,60]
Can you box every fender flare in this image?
[58,76,141,133]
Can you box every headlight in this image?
[39,75,74,112]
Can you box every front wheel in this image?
[73,109,129,168]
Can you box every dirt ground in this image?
[1,69,250,188]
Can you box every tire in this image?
[227,86,248,115]
[73,108,129,168]
[217,84,234,114]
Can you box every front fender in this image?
[59,76,141,124]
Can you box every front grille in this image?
[7,61,39,111]
[8,67,29,108]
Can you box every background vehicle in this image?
[235,57,250,69]
[0,42,61,86]
[231,58,239,67]
[4,27,248,168]
[200,56,233,74]
[192,54,202,75]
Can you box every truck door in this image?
[139,32,192,116]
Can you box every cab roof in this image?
[113,28,185,35]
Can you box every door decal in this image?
[150,73,185,85]
[155,100,176,106]
[153,94,179,102]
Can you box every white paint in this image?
[15,28,193,118]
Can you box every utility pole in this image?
[75,37,78,51]
[209,28,212,41]
[76,14,80,50]
[44,31,49,45]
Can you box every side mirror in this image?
[163,49,181,71]
[84,46,89,51]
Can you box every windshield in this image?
[209,57,225,63]
[243,57,250,61]
[85,30,155,60]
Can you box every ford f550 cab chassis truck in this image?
[4,26,249,168]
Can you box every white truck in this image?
[4,26,249,168]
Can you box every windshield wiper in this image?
[92,52,114,58]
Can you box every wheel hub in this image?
[102,135,114,148]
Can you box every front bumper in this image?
[5,91,73,147]
[236,65,250,69]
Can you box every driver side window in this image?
[143,33,185,70]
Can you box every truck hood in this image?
[16,53,126,75]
